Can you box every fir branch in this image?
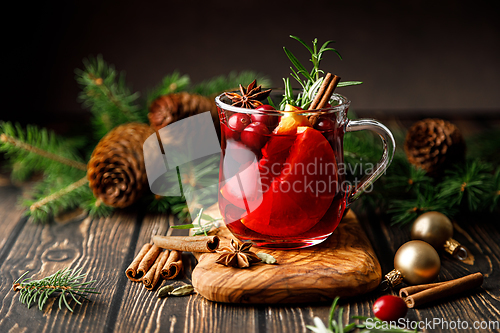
[22,170,90,223]
[438,160,494,212]
[75,55,145,139]
[84,197,115,219]
[13,267,99,312]
[190,71,271,97]
[147,71,191,105]
[29,176,89,213]
[388,190,458,225]
[0,133,86,171]
[0,122,86,181]
[490,168,500,211]
[384,164,433,194]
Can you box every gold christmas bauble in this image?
[411,212,453,249]
[394,240,441,285]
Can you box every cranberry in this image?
[228,113,251,132]
[241,122,270,152]
[313,117,335,132]
[227,114,251,140]
[373,295,408,321]
[255,104,276,111]
[252,106,279,128]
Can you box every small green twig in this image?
[13,268,99,312]
[1,133,87,171]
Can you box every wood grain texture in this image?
[113,213,263,333]
[1,112,499,333]
[0,179,27,254]
[366,209,500,333]
[0,212,139,333]
[192,208,382,304]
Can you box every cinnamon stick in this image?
[403,272,483,308]
[308,73,341,126]
[143,250,170,290]
[126,243,153,282]
[308,73,333,110]
[152,235,220,253]
[399,281,447,298]
[317,75,341,110]
[161,250,183,280]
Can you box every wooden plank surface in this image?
[0,175,28,256]
[0,158,499,332]
[0,209,140,333]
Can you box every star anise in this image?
[224,79,272,109]
[215,239,261,268]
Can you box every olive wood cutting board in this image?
[190,204,382,304]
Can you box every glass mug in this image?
[215,91,395,249]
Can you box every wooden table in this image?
[0,115,499,333]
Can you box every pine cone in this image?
[87,123,154,208]
[404,118,466,175]
[148,92,219,132]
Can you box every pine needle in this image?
[75,54,145,139]
[29,176,89,212]
[0,122,87,181]
[147,71,191,104]
[13,268,99,312]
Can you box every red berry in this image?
[227,114,251,140]
[228,113,251,132]
[313,117,336,132]
[241,122,270,151]
[256,105,276,111]
[373,295,408,321]
[252,106,279,128]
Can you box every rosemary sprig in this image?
[306,297,417,333]
[281,36,362,109]
[13,268,100,312]
[171,208,222,236]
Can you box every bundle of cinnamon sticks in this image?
[125,235,220,290]
[399,272,483,308]
[308,73,341,126]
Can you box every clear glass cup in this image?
[215,91,395,249]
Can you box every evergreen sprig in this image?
[171,207,223,236]
[388,190,459,225]
[306,297,417,333]
[13,268,99,312]
[23,173,89,223]
[0,122,86,181]
[75,55,145,139]
[147,70,191,105]
[0,121,116,223]
[281,35,362,109]
[438,160,495,212]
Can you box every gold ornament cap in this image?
[381,269,403,290]
[444,238,469,260]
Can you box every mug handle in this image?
[345,118,396,206]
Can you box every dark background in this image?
[3,0,500,134]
